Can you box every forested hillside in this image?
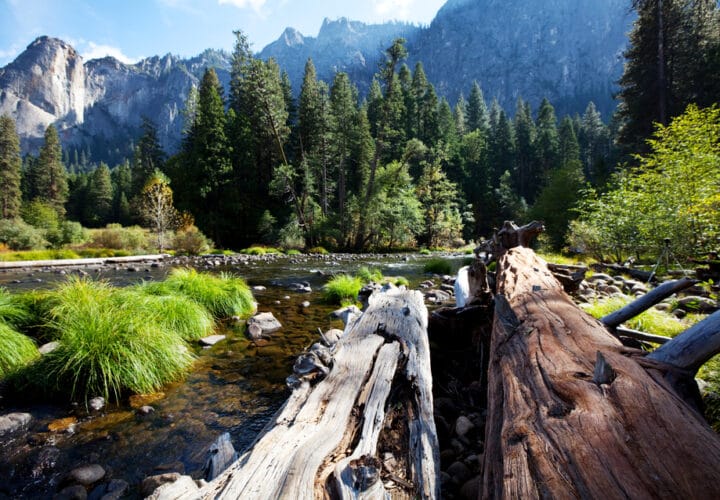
[0,0,718,258]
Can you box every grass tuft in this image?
[127,287,215,341]
[307,246,329,254]
[356,266,383,283]
[323,275,363,305]
[0,323,39,378]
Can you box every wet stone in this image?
[199,334,226,346]
[140,472,182,497]
[0,412,32,436]
[55,484,87,500]
[39,341,60,355]
[68,464,106,486]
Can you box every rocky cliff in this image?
[0,0,633,160]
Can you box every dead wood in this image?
[648,309,720,373]
[482,246,720,499]
[196,288,439,500]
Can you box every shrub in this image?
[89,224,148,251]
[0,218,48,250]
[173,225,212,255]
[145,268,255,319]
[285,249,302,255]
[0,323,39,378]
[307,246,329,255]
[25,278,195,401]
[240,246,281,255]
[423,258,452,275]
[393,276,410,287]
[20,200,59,232]
[419,248,431,255]
[323,275,363,305]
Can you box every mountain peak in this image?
[281,27,305,47]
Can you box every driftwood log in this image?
[482,246,720,498]
[195,288,439,499]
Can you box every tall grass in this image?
[0,288,31,327]
[0,249,81,262]
[130,287,214,341]
[143,268,255,319]
[423,258,452,275]
[323,275,363,305]
[0,323,39,378]
[24,278,195,402]
[356,266,383,283]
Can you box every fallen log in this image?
[196,288,439,499]
[594,262,655,282]
[482,246,720,498]
[648,309,720,372]
[601,277,697,329]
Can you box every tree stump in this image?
[482,246,720,498]
[196,288,439,499]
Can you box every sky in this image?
[0,0,448,66]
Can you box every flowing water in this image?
[0,253,468,499]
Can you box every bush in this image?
[323,275,363,305]
[144,268,255,319]
[393,276,410,287]
[0,218,48,250]
[423,258,452,275]
[307,246,329,255]
[89,224,148,251]
[285,249,302,255]
[240,246,281,255]
[0,323,39,378]
[173,225,212,255]
[20,200,59,232]
[419,248,431,255]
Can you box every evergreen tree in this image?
[578,102,612,186]
[454,95,467,137]
[467,81,489,132]
[34,125,68,217]
[0,115,22,219]
[417,159,464,248]
[85,163,114,227]
[111,160,133,225]
[488,109,516,187]
[513,98,536,201]
[533,98,560,192]
[132,117,165,197]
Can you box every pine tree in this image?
[85,163,113,226]
[132,117,165,197]
[0,115,22,219]
[35,125,68,217]
[454,95,467,137]
[513,98,536,201]
[488,109,516,188]
[533,98,560,192]
[578,102,612,186]
[467,81,489,133]
[111,160,133,225]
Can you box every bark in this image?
[648,310,720,373]
[482,246,720,498]
[197,288,439,499]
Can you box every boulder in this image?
[677,296,717,313]
[0,412,32,436]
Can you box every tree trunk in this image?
[482,246,720,498]
[197,288,439,499]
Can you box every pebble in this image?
[447,461,471,483]
[39,341,60,355]
[137,406,155,416]
[301,301,310,308]
[68,464,106,486]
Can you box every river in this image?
[0,252,468,499]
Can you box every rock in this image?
[48,416,78,433]
[677,296,717,313]
[655,302,671,311]
[454,415,475,438]
[460,476,481,499]
[440,448,457,468]
[199,334,226,346]
[39,341,60,355]
[605,285,623,295]
[672,308,687,319]
[100,479,129,500]
[68,464,105,486]
[251,285,266,291]
[0,412,32,436]
[88,397,105,412]
[425,289,452,303]
[55,484,87,500]
[144,474,199,500]
[587,273,613,282]
[137,405,155,416]
[140,472,182,497]
[289,282,312,293]
[301,301,311,308]
[447,460,471,483]
[247,312,282,339]
[129,392,165,408]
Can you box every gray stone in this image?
[247,312,282,338]
[88,397,105,412]
[447,461,471,483]
[39,341,60,355]
[137,405,155,415]
[68,464,105,486]
[672,308,687,319]
[100,479,129,500]
[199,334,226,346]
[140,472,182,497]
[454,415,475,438]
[251,285,266,291]
[301,301,311,308]
[587,273,613,282]
[677,296,717,313]
[54,484,87,500]
[0,412,32,436]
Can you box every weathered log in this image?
[648,309,720,372]
[594,262,655,282]
[601,277,697,328]
[196,288,439,499]
[547,263,587,293]
[615,326,670,345]
[475,220,544,259]
[483,247,720,498]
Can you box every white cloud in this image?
[372,0,415,20]
[218,0,267,12]
[81,42,138,64]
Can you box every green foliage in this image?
[139,171,179,252]
[419,248,431,255]
[0,322,39,378]
[33,125,68,217]
[323,274,363,305]
[129,288,214,341]
[285,249,302,255]
[21,199,60,232]
[173,225,212,255]
[0,249,80,262]
[393,276,410,287]
[88,224,149,251]
[423,258,452,275]
[307,246,329,254]
[417,159,464,248]
[24,278,194,401]
[356,266,383,283]
[0,115,23,219]
[145,268,255,319]
[0,218,48,250]
[0,288,31,327]
[572,105,720,261]
[240,246,281,255]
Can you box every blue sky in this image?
[0,0,447,66]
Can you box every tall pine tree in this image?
[34,124,68,217]
[0,115,22,219]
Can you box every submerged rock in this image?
[247,312,282,340]
[199,334,226,346]
[0,412,32,436]
[68,464,105,486]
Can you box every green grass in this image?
[0,249,81,262]
[0,322,39,378]
[323,274,363,305]
[357,266,383,283]
[423,258,452,275]
[144,268,255,319]
[76,248,132,258]
[128,288,215,341]
[0,288,31,327]
[393,276,410,287]
[419,248,431,255]
[537,251,593,266]
[580,295,699,338]
[17,278,194,401]
[285,249,302,255]
[240,246,281,255]
[307,246,329,254]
